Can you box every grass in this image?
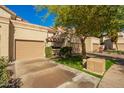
[106,59,117,70]
[55,56,117,78]
[56,56,83,71]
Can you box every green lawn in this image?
[55,56,116,78]
[105,59,117,70]
[56,56,83,71]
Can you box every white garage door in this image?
[16,40,45,60]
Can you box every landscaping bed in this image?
[55,56,117,78]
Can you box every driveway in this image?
[15,58,100,88]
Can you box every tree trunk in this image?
[115,42,118,50]
[81,38,86,59]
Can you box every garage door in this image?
[16,40,45,60]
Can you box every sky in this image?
[6,5,55,27]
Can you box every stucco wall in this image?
[12,20,48,42]
[117,37,124,43]
[48,32,54,38]
[14,27,47,41]
[85,37,92,52]
[0,8,11,18]
[113,37,124,51]
[92,37,100,44]
[92,37,100,52]
[85,37,100,52]
[12,20,48,41]
[46,32,54,47]
[0,17,10,57]
[104,37,124,51]
[9,21,15,61]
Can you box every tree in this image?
[107,6,124,50]
[108,29,119,50]
[35,5,124,59]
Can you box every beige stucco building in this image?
[0,5,53,61]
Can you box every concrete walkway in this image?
[15,58,100,88]
[99,64,124,88]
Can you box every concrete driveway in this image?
[15,58,100,88]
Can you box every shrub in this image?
[59,47,72,58]
[0,57,22,88]
[45,47,53,58]
[0,57,10,87]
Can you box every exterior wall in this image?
[14,27,47,41]
[85,37,92,52]
[9,21,15,61]
[93,44,100,52]
[12,20,48,41]
[92,37,100,52]
[46,32,54,47]
[85,37,100,53]
[0,8,11,18]
[48,32,54,37]
[71,36,82,53]
[71,36,100,53]
[117,37,124,43]
[114,43,124,51]
[0,17,10,57]
[113,37,124,51]
[104,37,124,51]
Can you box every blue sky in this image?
[6,5,55,27]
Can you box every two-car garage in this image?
[12,20,48,61]
[15,40,45,60]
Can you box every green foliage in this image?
[108,29,118,42]
[0,57,22,88]
[35,5,124,58]
[56,56,103,78]
[56,56,82,71]
[56,57,117,78]
[108,29,119,50]
[59,47,72,58]
[35,5,124,36]
[106,60,117,70]
[45,47,53,58]
[0,57,10,87]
